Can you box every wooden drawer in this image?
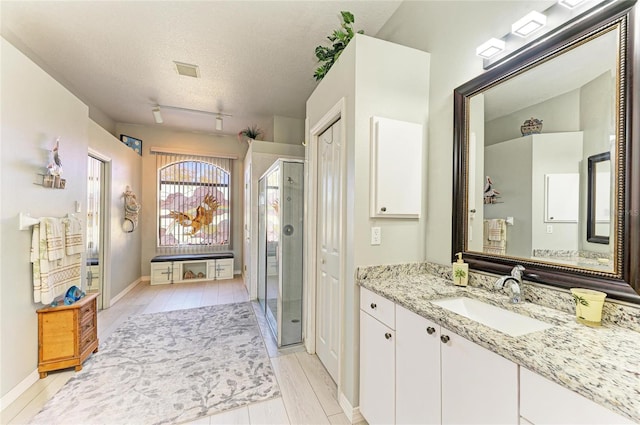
[360,287,395,329]
[37,293,99,378]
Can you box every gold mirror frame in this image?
[452,1,640,303]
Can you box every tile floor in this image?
[2,277,362,425]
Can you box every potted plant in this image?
[238,125,263,143]
[313,11,364,81]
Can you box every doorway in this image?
[87,154,106,309]
[315,118,343,382]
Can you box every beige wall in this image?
[376,0,554,267]
[114,124,248,275]
[1,37,89,400]
[88,120,143,301]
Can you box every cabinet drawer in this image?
[80,300,95,319]
[80,327,96,352]
[360,287,395,329]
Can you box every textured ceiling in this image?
[1,1,402,139]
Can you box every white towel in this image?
[64,215,83,255]
[483,219,507,255]
[31,223,81,304]
[42,217,65,261]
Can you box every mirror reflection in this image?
[466,27,618,273]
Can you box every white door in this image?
[316,119,342,381]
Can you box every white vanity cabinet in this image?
[359,288,396,425]
[520,367,633,424]
[395,305,441,424]
[395,305,518,425]
[440,328,518,424]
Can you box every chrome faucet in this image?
[495,265,525,304]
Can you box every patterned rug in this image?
[30,302,280,425]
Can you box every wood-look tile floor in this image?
[3,277,360,425]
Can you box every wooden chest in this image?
[37,292,99,378]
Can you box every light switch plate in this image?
[371,227,381,245]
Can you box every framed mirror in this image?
[587,152,611,244]
[452,1,639,303]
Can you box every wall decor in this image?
[520,117,543,136]
[120,134,142,155]
[37,138,66,188]
[123,186,141,232]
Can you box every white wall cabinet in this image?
[359,288,396,425]
[370,116,423,218]
[520,367,633,424]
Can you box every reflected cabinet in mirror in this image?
[452,1,639,303]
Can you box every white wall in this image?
[114,124,248,275]
[306,34,430,408]
[1,37,89,401]
[273,115,304,145]
[88,120,142,301]
[376,0,555,267]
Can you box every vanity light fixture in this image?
[476,38,506,59]
[511,11,547,37]
[558,0,587,9]
[215,116,223,131]
[152,107,163,124]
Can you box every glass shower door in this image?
[265,167,280,339]
[257,177,267,312]
[280,161,304,346]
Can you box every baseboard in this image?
[109,277,143,307]
[339,391,364,424]
[0,369,39,411]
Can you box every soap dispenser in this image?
[452,252,469,287]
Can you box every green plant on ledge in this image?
[313,11,364,82]
[238,124,263,142]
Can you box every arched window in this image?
[158,158,230,248]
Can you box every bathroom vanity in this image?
[357,264,638,424]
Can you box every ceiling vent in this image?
[173,61,200,78]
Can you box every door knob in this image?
[440,335,450,344]
[426,326,436,335]
[370,303,377,309]
[384,333,392,340]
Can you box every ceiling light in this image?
[558,0,587,9]
[215,116,223,131]
[152,107,163,124]
[511,11,547,37]
[173,61,200,78]
[476,38,506,59]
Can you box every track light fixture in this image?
[152,105,231,131]
[152,107,163,124]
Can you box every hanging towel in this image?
[487,219,506,241]
[483,219,507,255]
[64,215,83,255]
[31,223,81,304]
[42,217,65,260]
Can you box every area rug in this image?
[30,302,280,425]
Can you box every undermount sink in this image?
[431,297,553,337]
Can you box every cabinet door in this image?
[440,329,518,424]
[370,116,423,218]
[215,259,234,280]
[520,367,633,424]
[359,310,395,425]
[396,305,441,425]
[151,263,176,285]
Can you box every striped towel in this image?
[42,217,65,261]
[64,215,83,255]
[483,219,507,255]
[31,224,82,304]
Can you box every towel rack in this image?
[19,213,40,230]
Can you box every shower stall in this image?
[257,159,304,347]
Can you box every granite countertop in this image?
[357,269,640,423]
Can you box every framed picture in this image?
[120,134,142,155]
